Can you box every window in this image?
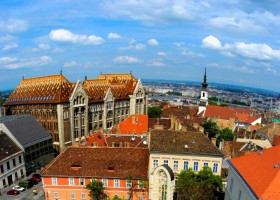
[213,163,218,173]
[163,160,168,165]
[52,177,57,185]
[102,179,108,187]
[238,190,242,200]
[138,180,144,188]
[138,196,143,200]
[80,178,85,186]
[153,159,158,169]
[3,179,6,187]
[69,178,74,186]
[0,165,3,173]
[70,192,75,199]
[13,158,16,167]
[114,179,120,188]
[183,161,189,170]
[193,162,199,171]
[204,162,208,167]
[173,160,179,170]
[229,178,234,192]
[6,161,10,170]
[81,193,86,199]
[54,192,59,198]
[126,180,132,188]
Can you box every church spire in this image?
[202,68,208,89]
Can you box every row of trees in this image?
[203,120,235,146]
[86,167,223,200]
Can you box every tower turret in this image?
[198,68,208,115]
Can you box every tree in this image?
[203,120,220,138]
[86,179,105,200]
[148,106,162,118]
[176,167,223,200]
[217,128,234,144]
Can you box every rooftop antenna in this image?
[130,70,132,74]
[60,69,62,75]
[85,76,87,81]
[22,76,24,80]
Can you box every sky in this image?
[0,0,280,92]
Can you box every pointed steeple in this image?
[202,68,208,89]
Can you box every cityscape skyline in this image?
[1,0,280,92]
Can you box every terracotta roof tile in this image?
[150,129,223,156]
[41,147,149,179]
[230,145,280,199]
[118,115,148,134]
[148,118,171,129]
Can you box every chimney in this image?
[211,137,217,146]
[132,115,135,124]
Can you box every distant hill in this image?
[142,79,279,97]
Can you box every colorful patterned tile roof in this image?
[4,74,74,105]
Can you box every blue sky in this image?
[0,0,280,92]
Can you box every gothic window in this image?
[158,170,168,200]
[107,111,113,119]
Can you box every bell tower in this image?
[198,68,208,115]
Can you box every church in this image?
[3,73,147,152]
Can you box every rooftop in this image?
[149,129,223,156]
[0,132,22,161]
[0,115,51,147]
[230,145,280,199]
[41,147,149,179]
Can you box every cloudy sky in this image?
[1,0,280,92]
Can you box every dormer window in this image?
[71,164,81,171]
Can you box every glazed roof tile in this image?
[149,129,223,156]
[41,147,149,179]
[4,74,74,105]
[230,145,280,199]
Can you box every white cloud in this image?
[0,19,28,33]
[113,56,141,63]
[209,17,265,33]
[120,43,146,51]
[202,35,280,60]
[147,61,165,67]
[238,66,254,73]
[147,39,159,46]
[0,56,52,69]
[202,35,222,50]
[157,52,167,56]
[107,33,121,39]
[2,43,18,51]
[181,48,204,57]
[0,57,18,65]
[38,43,51,50]
[0,35,17,43]
[64,61,77,67]
[49,29,104,45]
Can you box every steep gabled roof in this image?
[230,145,280,199]
[4,74,74,105]
[82,73,138,103]
[0,115,51,147]
[0,132,22,161]
[41,147,149,179]
[149,129,223,156]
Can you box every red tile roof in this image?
[120,115,148,134]
[230,145,280,199]
[205,105,259,123]
[80,132,107,147]
[41,147,149,179]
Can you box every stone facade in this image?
[4,73,147,152]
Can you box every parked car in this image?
[7,189,19,195]
[19,180,34,189]
[13,185,25,192]
[32,174,41,182]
